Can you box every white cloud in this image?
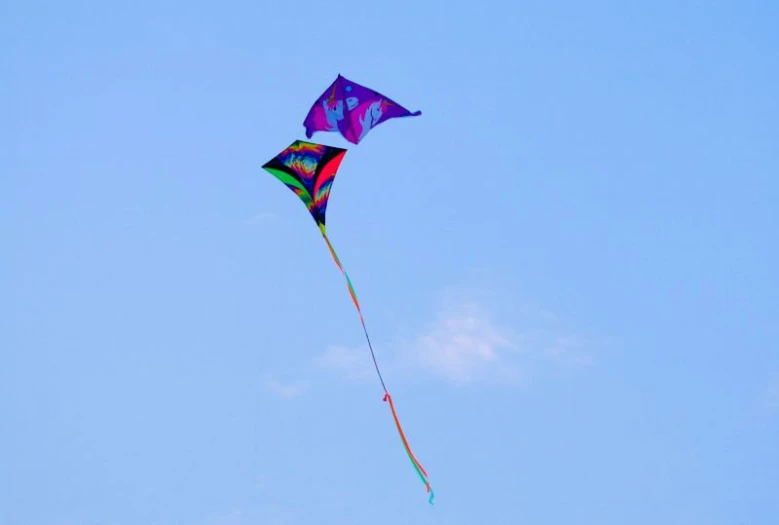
[202,508,244,525]
[200,507,287,525]
[769,389,779,407]
[767,374,779,408]
[545,334,593,366]
[311,293,593,387]
[313,344,375,381]
[411,302,519,384]
[265,378,309,399]
[246,212,276,225]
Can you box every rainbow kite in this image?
[262,135,433,504]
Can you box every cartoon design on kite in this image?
[262,138,434,504]
[303,74,421,145]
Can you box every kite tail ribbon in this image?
[384,392,435,504]
[320,228,434,504]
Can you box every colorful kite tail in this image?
[320,229,434,504]
[384,392,435,504]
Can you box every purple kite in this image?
[303,74,421,145]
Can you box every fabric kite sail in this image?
[303,74,421,145]
[261,140,345,234]
[262,140,434,504]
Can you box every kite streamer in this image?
[322,231,434,503]
[262,140,433,503]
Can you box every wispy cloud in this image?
[311,290,593,387]
[246,212,276,225]
[544,334,594,366]
[399,296,594,386]
[313,344,375,381]
[766,373,779,408]
[265,378,309,399]
[410,302,519,385]
[201,508,245,525]
[200,507,286,525]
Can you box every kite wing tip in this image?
[411,110,422,116]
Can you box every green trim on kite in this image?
[265,167,314,204]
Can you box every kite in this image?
[303,74,421,145]
[262,140,434,504]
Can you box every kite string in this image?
[321,231,434,504]
[321,232,387,392]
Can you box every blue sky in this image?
[2,1,778,523]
